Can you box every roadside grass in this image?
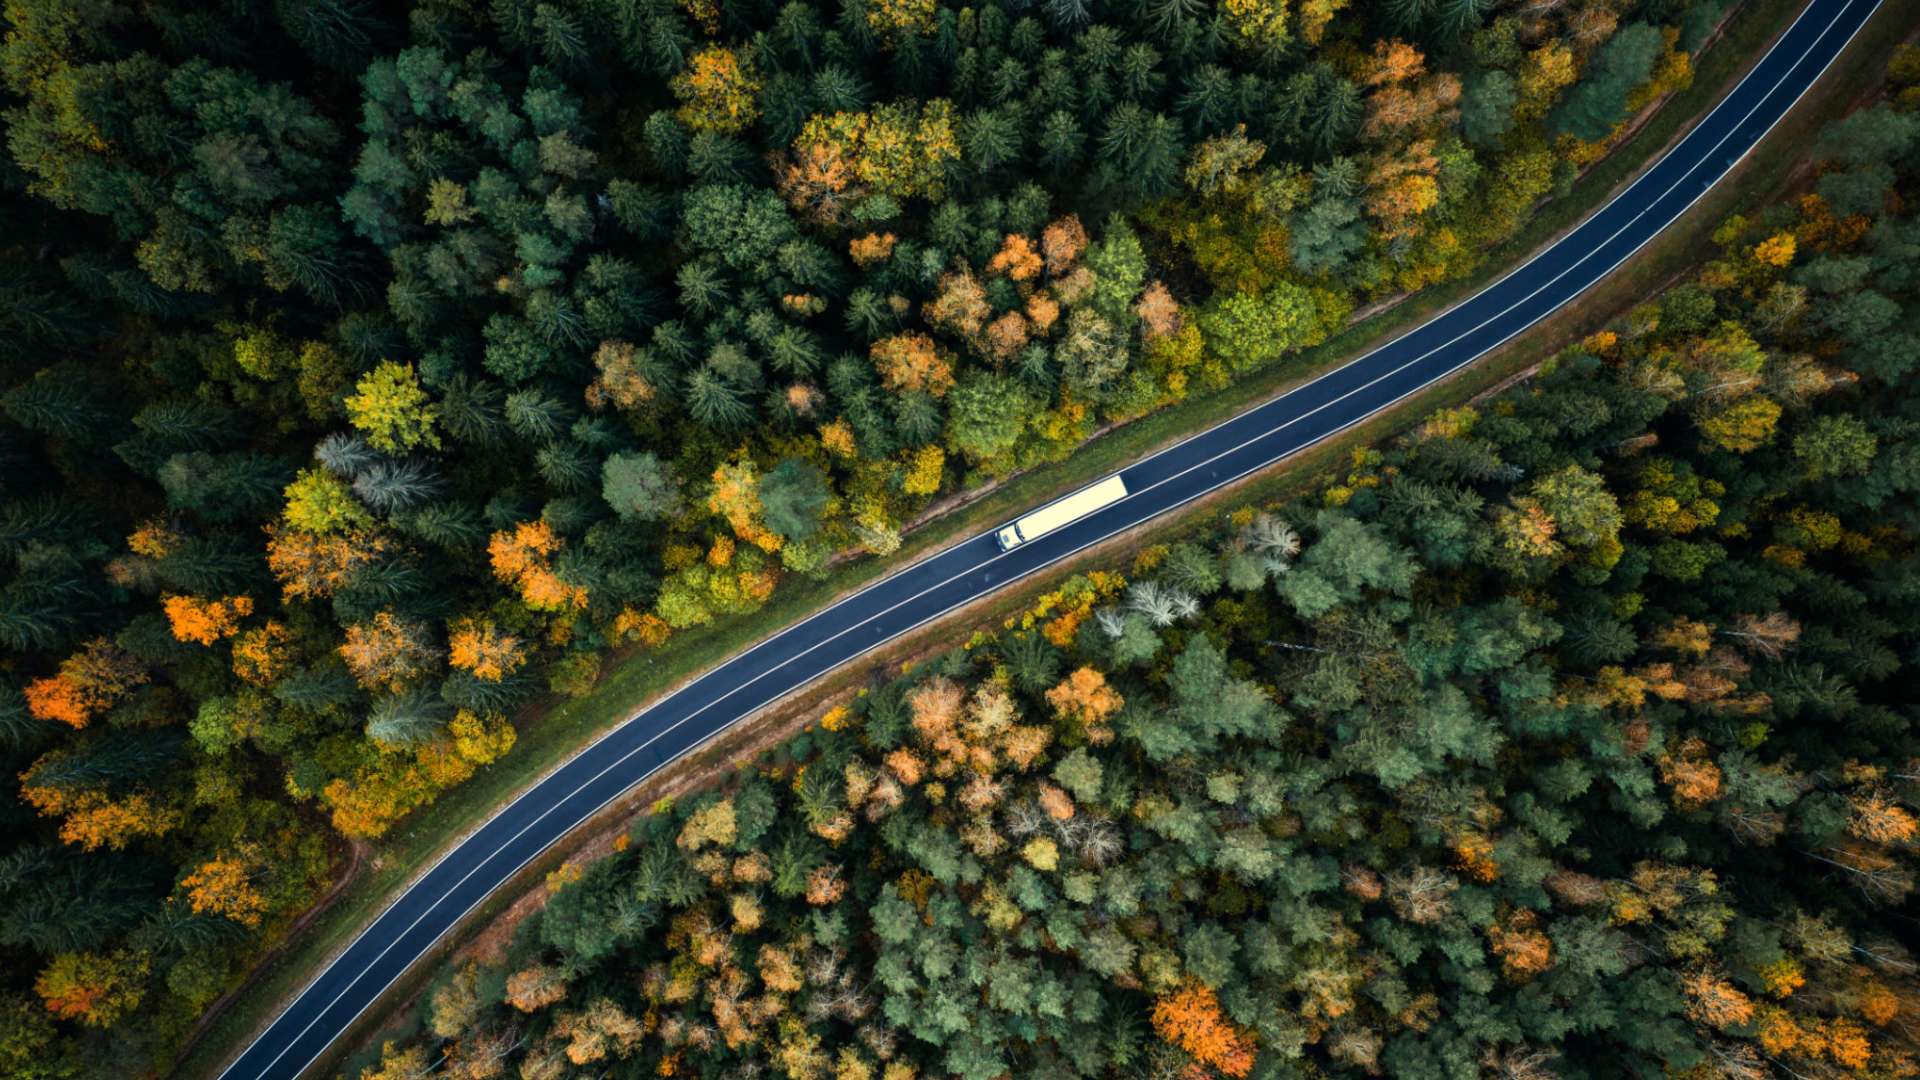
[176,0,1911,1073]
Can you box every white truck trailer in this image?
[994,475,1129,551]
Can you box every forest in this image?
[339,82,1920,1080]
[0,0,1859,1073]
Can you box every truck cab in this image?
[995,524,1023,551]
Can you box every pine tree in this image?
[1310,74,1364,156]
[3,371,120,444]
[274,0,389,70]
[1036,110,1087,170]
[504,388,575,443]
[437,375,509,448]
[600,453,682,522]
[760,460,830,541]
[536,442,598,494]
[397,501,488,551]
[533,3,591,70]
[1098,105,1184,198]
[686,367,755,429]
[366,686,452,745]
[313,431,381,477]
[353,459,446,514]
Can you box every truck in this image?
[994,475,1129,551]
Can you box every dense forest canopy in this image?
[348,86,1920,1080]
[0,0,1888,1075]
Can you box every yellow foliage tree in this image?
[181,850,269,927]
[344,361,438,453]
[447,710,516,765]
[35,950,150,1028]
[1220,0,1289,54]
[865,0,937,46]
[794,101,959,201]
[18,776,182,852]
[1296,0,1348,42]
[672,47,762,134]
[901,445,945,496]
[1698,396,1782,453]
[282,468,372,534]
[1517,42,1578,121]
[1751,231,1797,268]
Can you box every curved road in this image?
[220,0,1878,1074]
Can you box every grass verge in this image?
[176,0,1911,1073]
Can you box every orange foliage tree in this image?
[848,231,896,267]
[585,340,659,412]
[1487,910,1554,981]
[1044,667,1123,741]
[1682,969,1756,1030]
[162,594,254,645]
[230,620,294,686]
[986,234,1043,280]
[488,520,589,611]
[776,142,859,225]
[1150,978,1257,1077]
[922,266,992,341]
[870,333,955,397]
[338,610,438,691]
[706,459,783,553]
[1040,215,1088,274]
[448,616,527,683]
[266,525,386,601]
[23,638,148,730]
[1658,737,1725,809]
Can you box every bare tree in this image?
[1126,580,1198,626]
[1243,513,1302,561]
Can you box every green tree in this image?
[1550,23,1665,141]
[944,373,1033,467]
[601,453,683,521]
[1526,465,1623,551]
[1792,415,1878,480]
[1197,283,1329,373]
[0,991,78,1080]
[1461,71,1517,146]
[759,460,830,541]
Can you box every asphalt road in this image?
[217,0,1879,1074]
